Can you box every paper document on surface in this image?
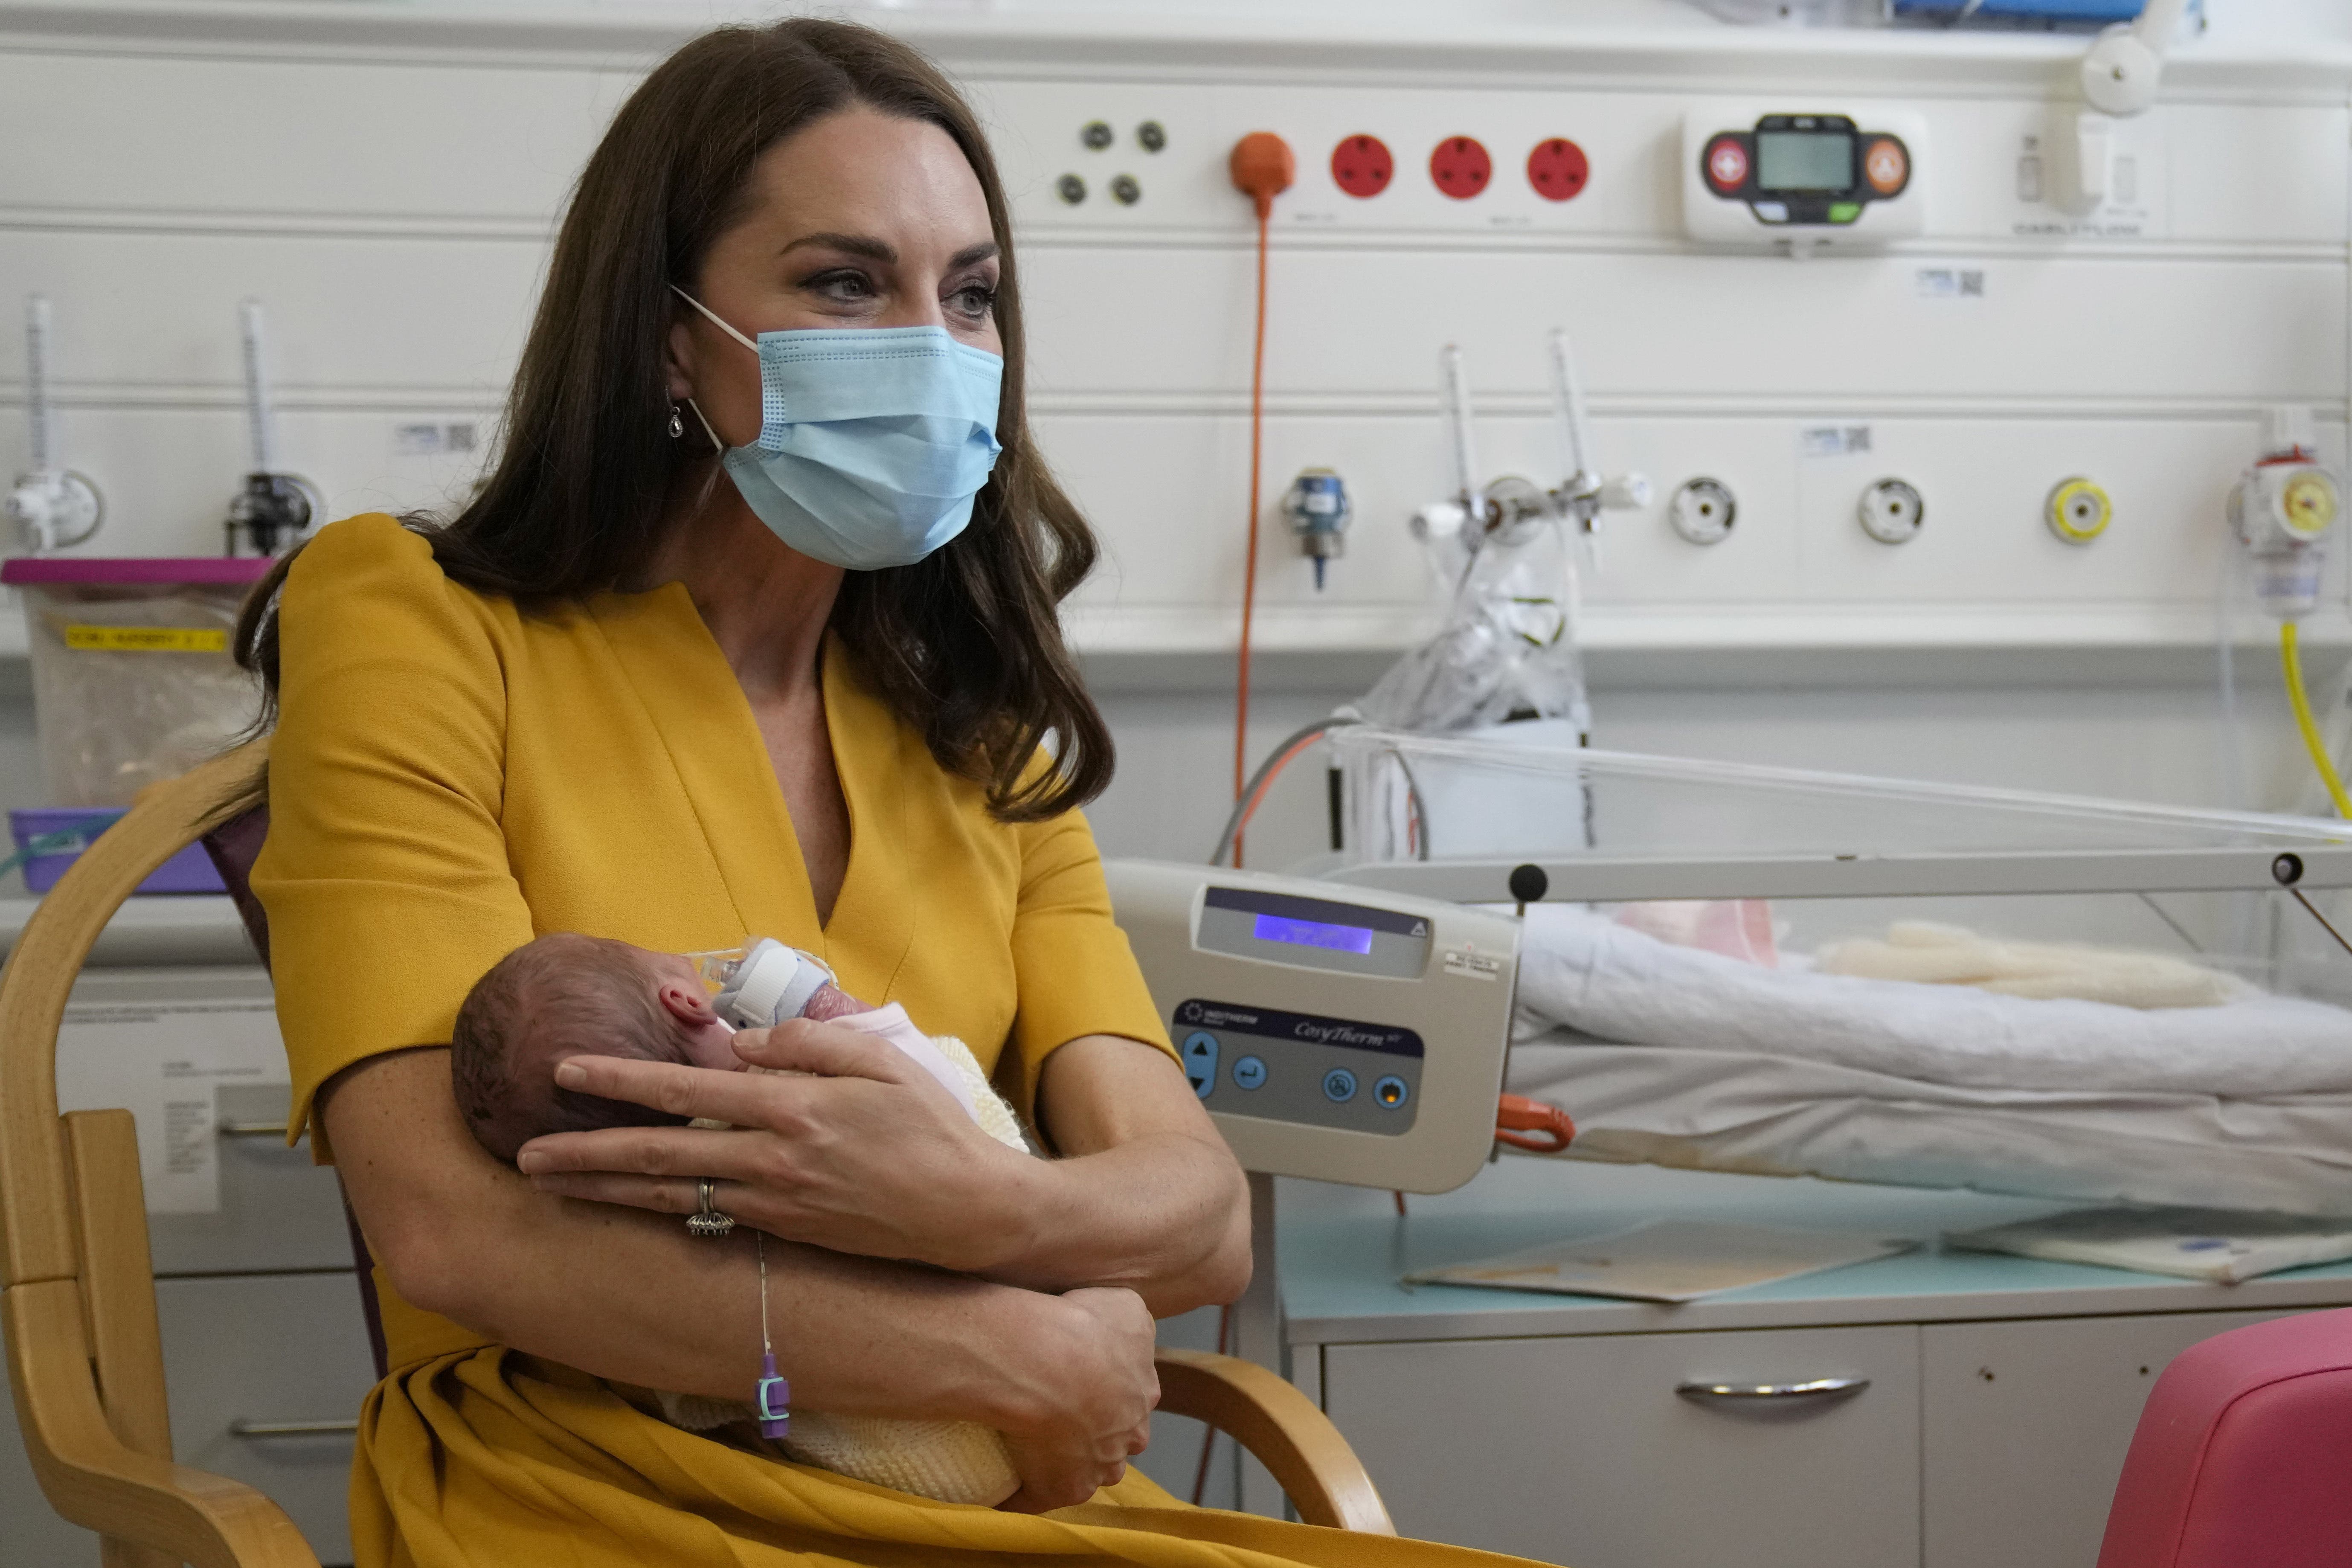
[1405,1220,1915,1303]
[54,999,287,1214]
[1945,1206,2352,1284]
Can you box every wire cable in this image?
[1232,201,1273,863]
[1210,717,1361,867]
[2282,621,2352,817]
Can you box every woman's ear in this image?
[657,980,718,1026]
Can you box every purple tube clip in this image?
[755,1352,790,1440]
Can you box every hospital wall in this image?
[0,3,2348,871]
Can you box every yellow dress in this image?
[255,515,1541,1568]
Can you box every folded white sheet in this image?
[1507,1037,2352,1217]
[1511,905,2352,1098]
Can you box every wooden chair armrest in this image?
[1153,1347,1394,1534]
[6,1280,320,1568]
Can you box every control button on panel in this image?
[1827,201,1861,224]
[1232,1055,1267,1091]
[1322,1068,1359,1103]
[1864,136,1908,195]
[1750,200,1789,223]
[1704,135,1748,192]
[1373,1074,1410,1109]
[1182,1031,1219,1099]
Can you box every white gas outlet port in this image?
[1667,477,1736,546]
[1858,477,1924,544]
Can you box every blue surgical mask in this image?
[671,286,1004,571]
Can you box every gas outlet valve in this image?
[1281,468,1351,590]
[1667,478,1736,546]
[2045,476,2113,546]
[1858,478,1924,545]
[2230,410,2340,619]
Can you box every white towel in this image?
[1512,904,2352,1098]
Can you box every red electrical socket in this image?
[1527,137,1589,201]
[1429,136,1492,200]
[1331,134,1394,198]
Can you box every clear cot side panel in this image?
[1330,725,2352,1006]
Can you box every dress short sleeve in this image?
[1001,800,1176,1113]
[253,514,535,1153]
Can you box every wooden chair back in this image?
[0,740,317,1568]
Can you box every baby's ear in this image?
[656,980,718,1025]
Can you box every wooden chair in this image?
[0,745,1393,1568]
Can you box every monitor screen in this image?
[1756,131,1854,192]
[1252,912,1376,955]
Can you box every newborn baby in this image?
[450,932,1026,1505]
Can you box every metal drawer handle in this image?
[217,1121,295,1139]
[1677,1377,1870,1403]
[229,1418,359,1438]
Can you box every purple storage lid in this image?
[1,556,278,587]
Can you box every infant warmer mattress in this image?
[1504,906,2352,1216]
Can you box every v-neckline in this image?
[588,584,914,1001]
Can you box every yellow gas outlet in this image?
[2281,470,2339,540]
[2045,476,2112,545]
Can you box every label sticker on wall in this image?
[55,999,288,1214]
[64,624,229,654]
[1914,267,1986,299]
[1799,425,1873,459]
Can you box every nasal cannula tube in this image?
[239,298,278,474]
[24,295,54,476]
[1440,343,1480,516]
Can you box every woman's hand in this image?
[515,1018,1038,1273]
[993,1286,1159,1513]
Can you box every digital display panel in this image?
[1253,912,1376,955]
[1756,131,1853,192]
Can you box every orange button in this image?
[1864,138,1908,195]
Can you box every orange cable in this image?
[1233,202,1272,866]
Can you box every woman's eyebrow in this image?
[781,232,897,262]
[947,241,1001,270]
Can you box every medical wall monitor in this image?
[1684,107,1925,246]
[1104,859,1519,1194]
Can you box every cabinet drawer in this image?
[157,1272,381,1566]
[1922,1308,2292,1568]
[149,1081,354,1277]
[1324,1325,1919,1568]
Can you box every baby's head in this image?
[451,932,743,1164]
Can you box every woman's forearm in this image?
[976,1034,1251,1315]
[328,1048,1082,1425]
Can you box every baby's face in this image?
[641,950,750,1071]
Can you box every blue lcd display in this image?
[1253,912,1375,955]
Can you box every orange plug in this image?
[1229,131,1295,218]
[1495,1093,1576,1154]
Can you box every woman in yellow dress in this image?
[243,17,1548,1567]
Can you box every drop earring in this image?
[668,404,685,439]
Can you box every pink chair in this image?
[2096,1307,2352,1568]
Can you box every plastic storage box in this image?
[2,556,272,894]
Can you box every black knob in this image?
[1080,121,1113,151]
[1056,173,1086,205]
[1137,120,1167,153]
[2273,853,2306,887]
[1508,863,1549,904]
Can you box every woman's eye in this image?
[950,283,997,319]
[805,270,874,303]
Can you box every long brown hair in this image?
[234,18,1110,821]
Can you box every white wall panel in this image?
[1020,247,2345,404]
[0,50,621,224]
[0,11,2343,663]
